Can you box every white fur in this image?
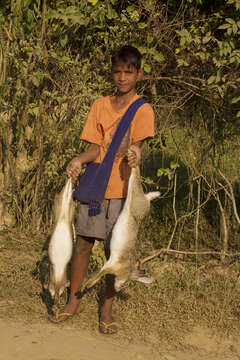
[86,167,160,291]
[49,222,72,288]
[146,191,161,201]
[109,175,160,264]
[48,179,74,299]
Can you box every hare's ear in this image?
[130,269,154,284]
[135,276,154,284]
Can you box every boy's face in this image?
[112,63,142,95]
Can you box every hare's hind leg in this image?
[85,266,114,289]
[85,269,106,289]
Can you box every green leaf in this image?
[28,107,40,116]
[126,5,135,12]
[202,35,211,44]
[138,22,147,29]
[216,85,224,98]
[107,4,118,19]
[231,96,240,103]
[145,0,152,11]
[177,59,189,66]
[129,10,139,21]
[237,111,240,117]
[60,34,68,47]
[61,56,71,62]
[16,79,21,90]
[137,46,147,54]
[50,52,58,59]
[145,177,154,185]
[233,24,238,34]
[153,51,165,62]
[157,168,164,177]
[226,18,235,24]
[176,28,192,44]
[207,75,216,84]
[170,162,180,170]
[24,0,32,9]
[147,35,153,44]
[143,64,151,73]
[32,75,40,87]
[218,23,231,30]
[56,97,65,104]
[88,0,99,5]
[216,70,221,82]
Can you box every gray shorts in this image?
[75,199,125,242]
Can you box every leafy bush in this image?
[0,0,239,256]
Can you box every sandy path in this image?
[0,319,162,360]
[1,318,240,360]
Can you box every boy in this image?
[48,45,155,334]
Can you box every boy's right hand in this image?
[66,157,82,182]
[127,144,141,168]
[67,143,100,182]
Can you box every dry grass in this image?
[1,227,240,351]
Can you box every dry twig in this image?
[140,248,240,265]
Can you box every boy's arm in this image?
[128,103,155,168]
[67,143,100,182]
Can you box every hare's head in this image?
[114,278,128,292]
[114,266,131,291]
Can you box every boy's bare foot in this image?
[48,302,82,324]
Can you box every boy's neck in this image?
[112,90,137,110]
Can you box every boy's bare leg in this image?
[100,245,117,333]
[48,235,94,323]
[100,275,118,333]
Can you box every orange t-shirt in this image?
[80,94,155,199]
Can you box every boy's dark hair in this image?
[111,45,142,70]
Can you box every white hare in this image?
[86,165,160,291]
[48,178,74,304]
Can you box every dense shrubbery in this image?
[0,0,240,257]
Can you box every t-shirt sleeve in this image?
[130,103,155,143]
[80,100,102,145]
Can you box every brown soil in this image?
[1,317,240,360]
[1,229,240,360]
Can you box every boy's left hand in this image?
[127,144,142,168]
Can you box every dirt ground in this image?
[1,316,240,360]
[1,229,240,360]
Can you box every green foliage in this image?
[0,0,239,256]
[157,162,179,180]
[175,0,240,112]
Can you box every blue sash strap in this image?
[73,97,147,216]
